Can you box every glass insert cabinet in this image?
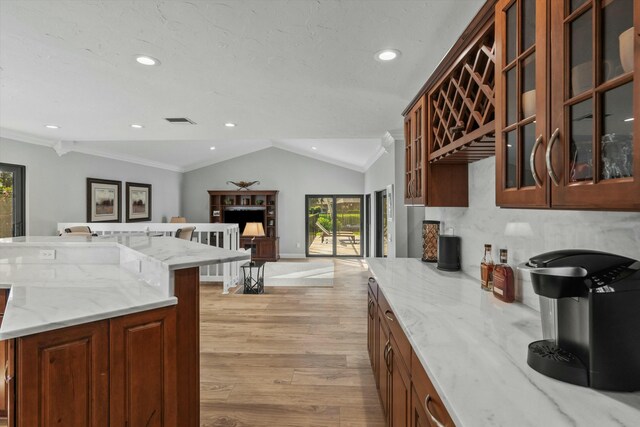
[495,0,639,210]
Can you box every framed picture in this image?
[126,182,152,222]
[87,178,121,223]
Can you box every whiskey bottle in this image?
[480,244,494,291]
[493,249,515,302]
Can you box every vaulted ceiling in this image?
[0,0,484,172]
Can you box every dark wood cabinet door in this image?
[389,336,411,427]
[17,321,110,427]
[404,113,414,205]
[405,97,427,206]
[110,306,177,427]
[410,386,431,427]
[495,0,550,208]
[549,0,640,210]
[367,289,377,374]
[377,309,390,420]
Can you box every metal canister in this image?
[422,220,440,262]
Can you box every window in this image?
[0,163,26,238]
[306,195,363,257]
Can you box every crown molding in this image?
[362,146,387,172]
[0,128,57,147]
[0,127,183,172]
[70,145,184,172]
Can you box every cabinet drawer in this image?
[411,350,455,427]
[367,277,378,300]
[377,289,411,371]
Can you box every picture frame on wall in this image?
[126,182,152,222]
[87,178,121,223]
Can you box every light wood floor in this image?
[200,258,385,427]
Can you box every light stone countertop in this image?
[0,235,250,339]
[366,257,640,427]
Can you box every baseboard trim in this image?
[279,253,307,259]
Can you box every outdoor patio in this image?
[307,234,361,256]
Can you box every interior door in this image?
[0,163,25,237]
[549,0,639,209]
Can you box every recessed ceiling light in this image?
[135,55,160,66]
[45,124,60,129]
[130,124,144,129]
[312,146,317,150]
[375,49,401,62]
[224,122,236,127]
[210,146,216,150]
[624,117,634,122]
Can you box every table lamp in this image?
[242,222,265,241]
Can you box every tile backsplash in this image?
[425,156,640,310]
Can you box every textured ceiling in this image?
[0,0,484,170]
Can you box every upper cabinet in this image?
[404,96,427,205]
[496,0,640,210]
[402,2,498,207]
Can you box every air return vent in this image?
[164,117,196,124]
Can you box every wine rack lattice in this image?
[429,28,496,164]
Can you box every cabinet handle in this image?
[530,134,543,187]
[387,346,393,374]
[368,299,374,316]
[4,360,12,384]
[425,395,446,427]
[407,178,414,198]
[384,310,395,322]
[545,128,561,186]
[383,340,391,368]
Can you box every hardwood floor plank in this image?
[199,259,384,426]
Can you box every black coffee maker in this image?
[523,249,640,391]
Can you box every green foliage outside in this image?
[0,172,14,238]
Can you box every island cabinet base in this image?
[367,277,455,427]
[7,305,177,427]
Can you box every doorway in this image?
[375,190,388,258]
[365,194,371,257]
[306,195,363,257]
[0,163,26,238]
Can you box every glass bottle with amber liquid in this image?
[493,249,515,302]
[480,244,494,291]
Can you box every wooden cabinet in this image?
[404,97,427,205]
[11,306,177,427]
[17,320,110,427]
[389,335,411,426]
[495,0,549,208]
[367,287,377,374]
[210,190,280,261]
[411,351,455,427]
[368,285,455,427]
[110,306,177,427]
[240,237,280,262]
[496,0,640,210]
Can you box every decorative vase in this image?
[619,27,634,74]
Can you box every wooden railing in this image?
[57,222,244,292]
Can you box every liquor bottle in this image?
[493,249,515,302]
[480,244,494,291]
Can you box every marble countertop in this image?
[0,235,250,339]
[1,234,251,270]
[366,258,640,427]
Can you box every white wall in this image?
[0,137,182,235]
[425,156,640,310]
[364,147,395,257]
[181,147,364,257]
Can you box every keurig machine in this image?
[522,250,640,391]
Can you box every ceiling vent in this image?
[164,117,196,124]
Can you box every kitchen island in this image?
[366,258,640,427]
[0,235,250,427]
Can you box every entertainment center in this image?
[208,190,279,261]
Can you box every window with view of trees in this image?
[0,163,25,238]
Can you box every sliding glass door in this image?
[0,163,26,238]
[306,195,363,257]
